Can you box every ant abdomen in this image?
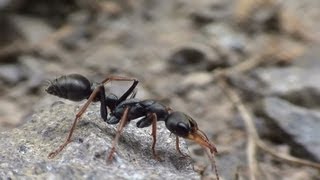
[46,74,93,101]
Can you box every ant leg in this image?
[48,86,102,159]
[97,86,108,121]
[100,76,139,105]
[150,113,162,161]
[116,78,138,104]
[99,76,138,121]
[107,107,130,162]
[129,89,138,99]
[204,148,219,180]
[175,136,190,159]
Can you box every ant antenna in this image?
[204,148,219,180]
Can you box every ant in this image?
[46,74,219,180]
[46,73,139,158]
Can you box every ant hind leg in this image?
[48,86,102,159]
[99,76,139,106]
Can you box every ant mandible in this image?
[46,74,219,179]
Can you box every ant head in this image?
[165,111,217,154]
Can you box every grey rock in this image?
[255,67,320,95]
[0,63,27,85]
[262,97,320,162]
[0,100,198,179]
[253,67,320,108]
[181,72,213,88]
[19,55,45,93]
[204,23,247,53]
[10,15,54,44]
[167,44,224,73]
[293,45,320,69]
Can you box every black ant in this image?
[46,74,219,180]
[46,73,139,158]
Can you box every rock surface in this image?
[253,66,320,108]
[0,100,198,179]
[262,97,320,162]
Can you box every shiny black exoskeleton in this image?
[46,74,138,122]
[45,74,138,159]
[45,74,218,179]
[106,98,217,159]
[107,99,168,125]
[46,74,93,101]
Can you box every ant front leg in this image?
[175,136,190,159]
[137,113,162,160]
[48,86,102,159]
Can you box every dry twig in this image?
[217,78,260,180]
[214,75,320,179]
[210,42,320,179]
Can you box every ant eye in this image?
[174,122,190,137]
[165,112,191,138]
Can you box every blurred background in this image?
[0,0,320,179]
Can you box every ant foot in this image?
[48,150,59,159]
[178,154,191,160]
[153,154,163,161]
[47,140,71,159]
[107,148,116,163]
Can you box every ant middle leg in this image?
[150,113,162,161]
[107,107,130,162]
